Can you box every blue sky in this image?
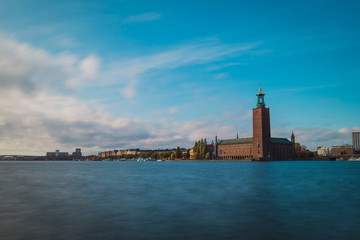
[0,0,359,155]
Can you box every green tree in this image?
[175,146,182,159]
[192,138,209,159]
[151,152,159,160]
[163,152,171,159]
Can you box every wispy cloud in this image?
[272,127,359,150]
[273,84,343,93]
[102,40,260,99]
[52,34,81,48]
[123,12,161,24]
[214,72,229,79]
[0,34,265,155]
[167,106,178,115]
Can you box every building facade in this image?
[331,144,354,158]
[352,131,360,153]
[317,147,331,157]
[72,148,82,159]
[212,88,295,160]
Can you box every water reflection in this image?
[0,161,359,240]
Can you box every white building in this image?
[352,131,360,153]
[317,147,331,157]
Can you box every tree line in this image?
[99,147,190,160]
[193,138,210,159]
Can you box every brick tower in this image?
[252,88,271,160]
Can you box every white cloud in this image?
[121,84,136,99]
[0,34,101,91]
[167,106,178,115]
[79,55,100,78]
[0,88,225,155]
[272,127,359,150]
[0,34,273,155]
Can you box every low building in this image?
[317,147,331,157]
[331,144,353,158]
[46,150,69,157]
[189,149,194,159]
[72,148,82,159]
[46,149,70,160]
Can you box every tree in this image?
[175,146,182,159]
[192,138,209,159]
[151,152,159,160]
[163,152,171,159]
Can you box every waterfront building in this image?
[317,147,331,157]
[127,149,140,155]
[331,144,353,158]
[46,150,69,158]
[72,148,82,159]
[46,149,71,160]
[352,131,360,153]
[212,88,295,160]
[189,149,194,159]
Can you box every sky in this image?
[0,0,359,155]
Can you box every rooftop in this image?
[217,137,292,145]
[271,138,292,144]
[217,138,253,145]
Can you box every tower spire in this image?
[291,130,295,144]
[256,85,266,108]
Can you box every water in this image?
[0,161,359,240]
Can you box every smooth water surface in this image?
[1,161,359,240]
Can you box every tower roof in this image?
[256,87,266,108]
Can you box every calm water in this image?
[0,161,359,240]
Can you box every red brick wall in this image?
[217,143,253,160]
[331,147,353,157]
[253,107,271,160]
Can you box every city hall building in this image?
[212,88,295,160]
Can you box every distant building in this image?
[211,88,295,160]
[126,149,139,155]
[46,150,69,158]
[189,148,194,159]
[72,148,82,159]
[317,147,331,157]
[46,149,70,160]
[352,131,360,153]
[98,149,142,158]
[331,144,353,158]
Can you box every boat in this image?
[348,157,360,161]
